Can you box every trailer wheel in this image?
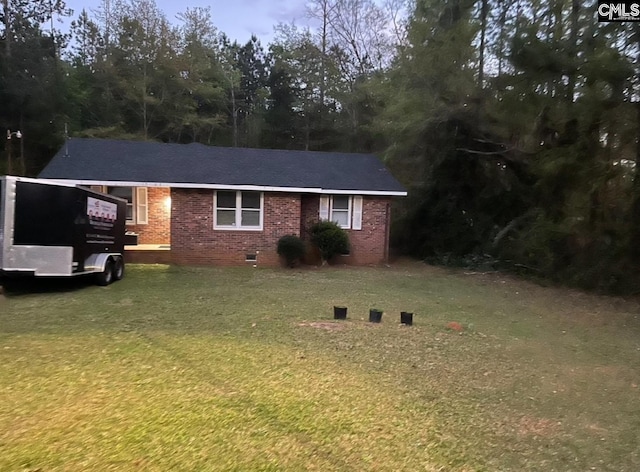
[96,259,114,286]
[113,257,125,281]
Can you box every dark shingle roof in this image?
[39,139,406,195]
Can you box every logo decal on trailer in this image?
[87,197,117,222]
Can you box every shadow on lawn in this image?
[0,275,98,297]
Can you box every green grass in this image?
[1,262,640,471]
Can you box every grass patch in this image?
[1,263,640,471]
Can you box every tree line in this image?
[2,0,640,293]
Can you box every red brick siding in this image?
[127,187,171,245]
[300,195,392,266]
[343,197,391,265]
[300,195,322,264]
[300,195,321,237]
[169,190,392,267]
[170,189,301,266]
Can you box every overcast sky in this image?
[63,0,310,44]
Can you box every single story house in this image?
[39,139,407,266]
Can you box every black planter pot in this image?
[369,309,383,323]
[333,306,347,320]
[400,311,413,326]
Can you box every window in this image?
[107,186,134,222]
[91,186,148,225]
[319,195,363,230]
[331,195,350,228]
[214,191,263,230]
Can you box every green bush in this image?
[277,235,306,267]
[309,221,350,264]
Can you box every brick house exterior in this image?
[127,187,171,245]
[40,139,406,267]
[169,190,392,266]
[171,190,301,266]
[298,195,391,265]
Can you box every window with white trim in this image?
[319,195,363,230]
[331,195,351,228]
[91,185,148,225]
[214,191,263,230]
[107,187,134,222]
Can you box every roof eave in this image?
[39,178,407,197]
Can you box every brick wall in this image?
[300,195,321,238]
[170,189,301,266]
[128,187,171,245]
[343,197,391,265]
[170,190,392,267]
[300,195,392,266]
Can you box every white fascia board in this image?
[8,176,79,188]
[45,179,407,197]
[321,189,407,197]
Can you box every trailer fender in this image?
[84,253,122,274]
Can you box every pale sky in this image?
[62,0,310,44]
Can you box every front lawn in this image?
[1,263,639,471]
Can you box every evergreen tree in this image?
[0,0,71,173]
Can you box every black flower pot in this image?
[369,309,383,323]
[400,311,413,326]
[333,306,347,320]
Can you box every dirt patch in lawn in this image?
[517,416,560,437]
[297,321,347,331]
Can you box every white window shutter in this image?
[136,187,148,224]
[319,196,330,220]
[352,196,363,230]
